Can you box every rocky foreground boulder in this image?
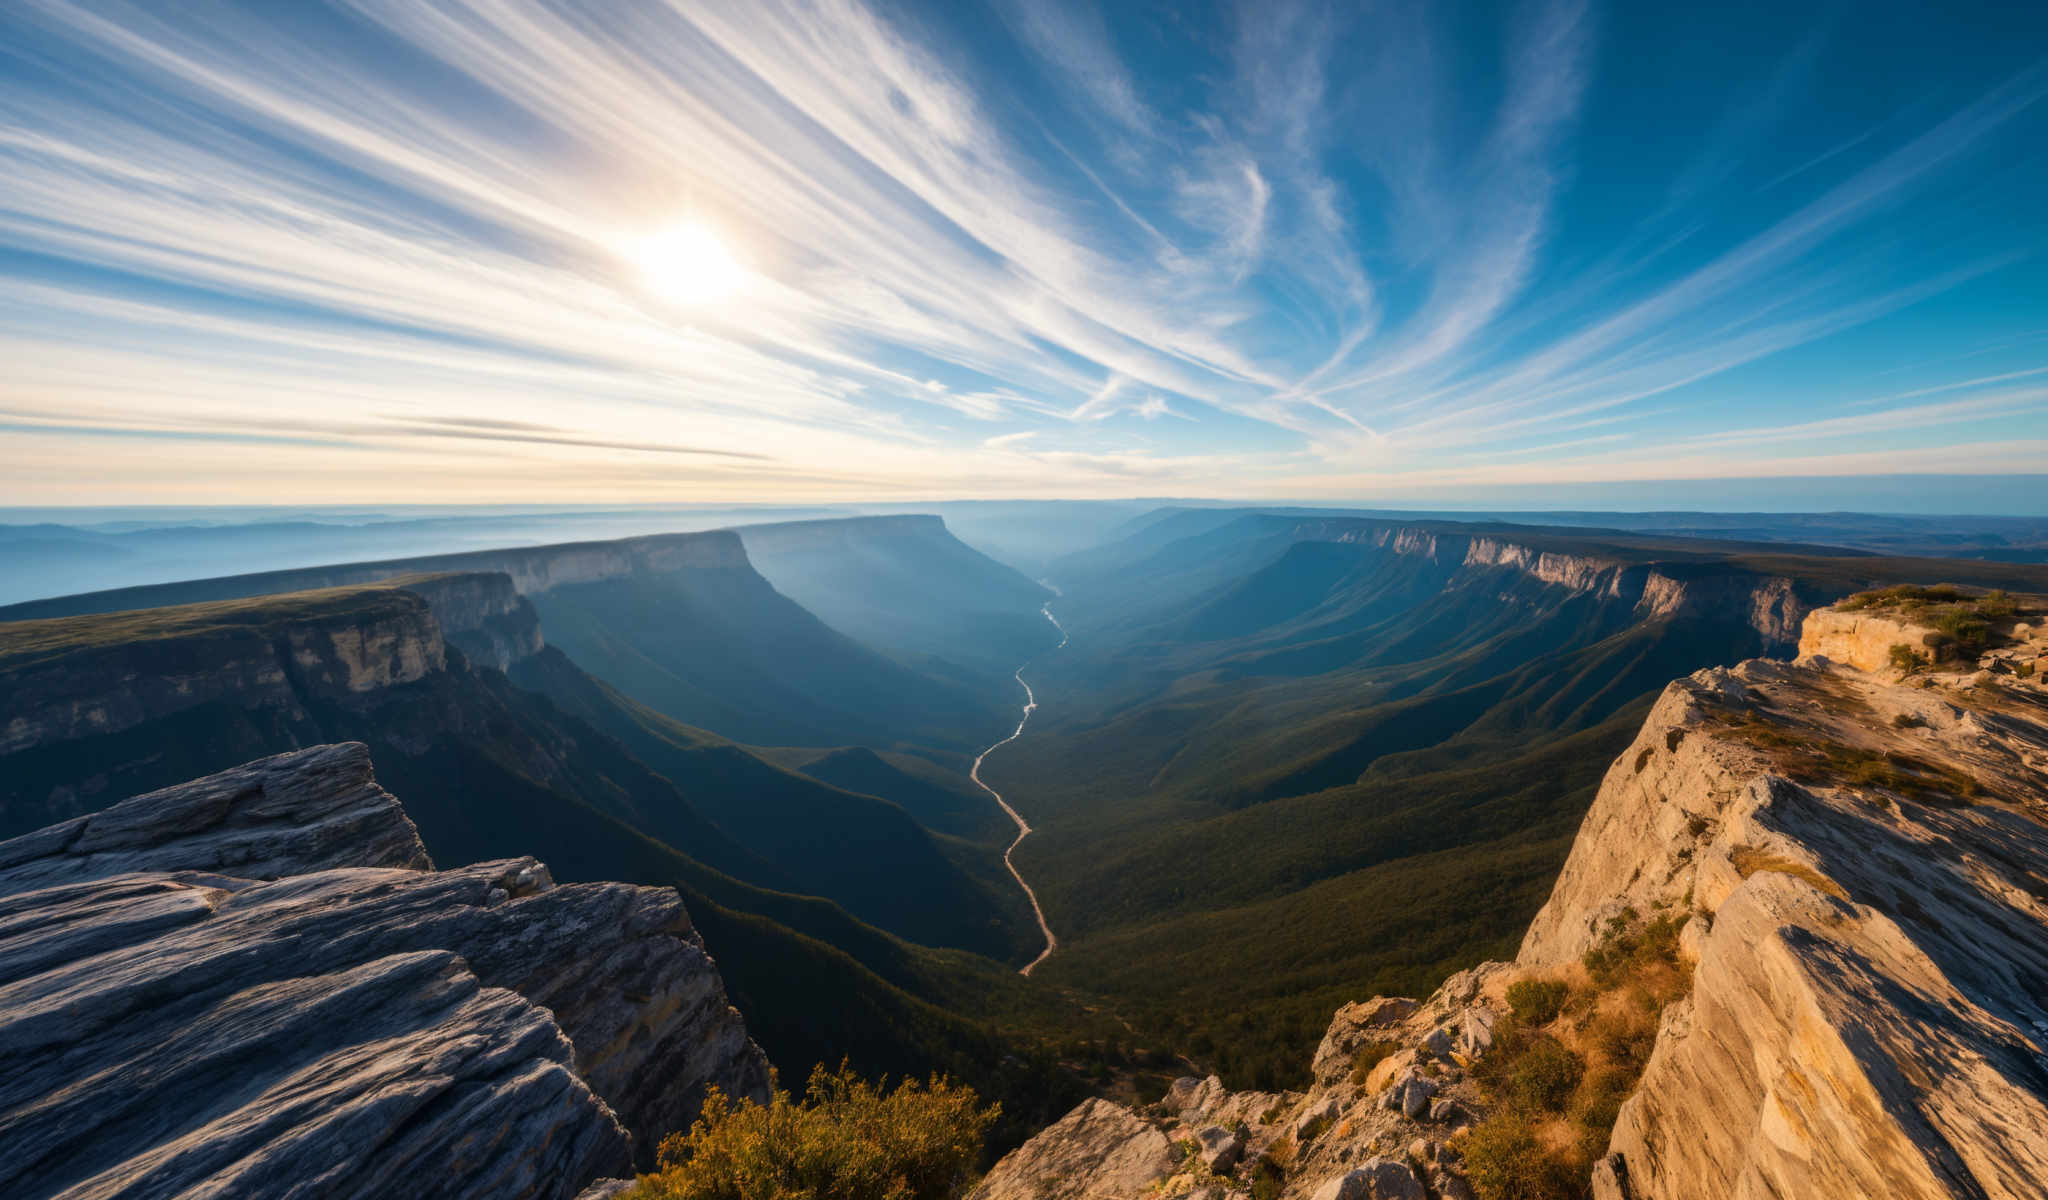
[0,743,769,1200]
[975,594,2048,1200]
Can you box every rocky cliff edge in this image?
[975,590,2048,1200]
[0,742,770,1200]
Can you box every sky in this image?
[1,0,2045,508]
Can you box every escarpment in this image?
[0,743,770,1200]
[976,593,2048,1200]
[1293,518,1812,647]
[0,529,750,624]
[0,585,449,757]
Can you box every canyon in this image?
[5,508,2048,1199]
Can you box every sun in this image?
[633,222,747,305]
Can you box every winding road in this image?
[969,599,1068,976]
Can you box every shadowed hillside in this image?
[738,515,1059,679]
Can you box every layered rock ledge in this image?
[1289,519,1810,647]
[975,596,2048,1200]
[1523,595,2048,1200]
[0,743,769,1200]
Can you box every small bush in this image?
[1582,910,1687,990]
[1506,978,1571,1027]
[1508,1039,1586,1113]
[1464,1110,1582,1200]
[1246,1154,1286,1200]
[631,1064,996,1200]
[1933,610,1990,651]
[1591,1011,1657,1075]
[1349,1040,1399,1085]
[1888,644,1928,674]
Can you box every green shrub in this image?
[1887,644,1928,674]
[1246,1155,1286,1200]
[1464,1110,1582,1200]
[1349,1039,1399,1084]
[1591,1012,1656,1075]
[1933,611,1990,651]
[1582,910,1687,990]
[631,1064,996,1200]
[1508,1039,1586,1113]
[1506,978,1571,1027]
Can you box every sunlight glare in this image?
[634,222,747,305]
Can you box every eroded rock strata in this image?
[0,743,768,1200]
[975,594,2048,1200]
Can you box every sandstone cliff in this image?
[400,571,547,670]
[0,586,449,756]
[975,591,2048,1200]
[0,743,770,1199]
[0,573,555,759]
[1293,519,1809,647]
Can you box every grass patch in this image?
[1506,978,1571,1026]
[1464,1109,1583,1200]
[0,580,442,670]
[1888,644,1929,675]
[1729,847,1848,901]
[1465,910,1694,1200]
[1840,586,2028,664]
[1507,1040,1586,1113]
[1711,708,1984,806]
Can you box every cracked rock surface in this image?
[0,743,769,1200]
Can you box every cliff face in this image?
[1520,593,2048,1200]
[977,594,2048,1200]
[0,743,770,1200]
[0,588,447,757]
[399,572,547,670]
[0,530,751,625]
[1297,520,1809,647]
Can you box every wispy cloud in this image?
[0,0,2042,503]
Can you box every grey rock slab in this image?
[0,745,771,1198]
[1194,1123,1246,1173]
[969,1098,1177,1200]
[1308,1158,1426,1200]
[0,743,430,897]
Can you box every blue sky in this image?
[0,0,2044,506]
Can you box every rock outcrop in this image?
[0,743,770,1200]
[971,964,1510,1200]
[1522,592,2048,1200]
[978,593,2048,1200]
[0,741,431,892]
